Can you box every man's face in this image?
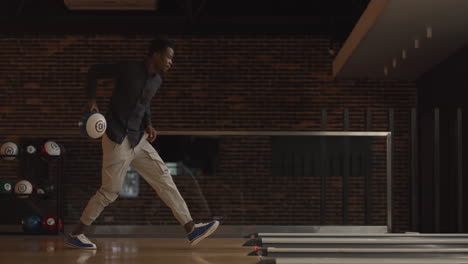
[152,47,174,73]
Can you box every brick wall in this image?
[0,34,416,232]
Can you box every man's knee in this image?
[96,187,119,206]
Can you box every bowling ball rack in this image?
[0,138,65,235]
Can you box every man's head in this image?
[147,37,174,73]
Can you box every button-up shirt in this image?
[86,61,162,148]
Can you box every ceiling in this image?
[0,0,369,35]
[333,0,468,80]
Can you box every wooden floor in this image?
[0,236,258,264]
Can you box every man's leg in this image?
[130,137,193,228]
[130,136,219,246]
[66,135,133,249]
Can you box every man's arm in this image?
[143,106,152,128]
[86,63,120,101]
[144,106,157,142]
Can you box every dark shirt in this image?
[86,61,162,148]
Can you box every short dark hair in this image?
[148,37,173,56]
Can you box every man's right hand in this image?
[85,99,99,112]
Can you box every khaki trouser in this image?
[80,133,193,226]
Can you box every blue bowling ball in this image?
[22,215,43,233]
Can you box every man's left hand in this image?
[146,125,157,142]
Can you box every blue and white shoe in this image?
[65,233,97,249]
[187,220,220,246]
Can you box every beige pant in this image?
[80,133,193,226]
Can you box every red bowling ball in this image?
[41,215,62,233]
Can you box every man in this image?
[65,37,219,249]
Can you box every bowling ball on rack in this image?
[41,215,63,233]
[40,141,61,161]
[1,142,19,160]
[21,215,42,233]
[0,180,13,195]
[25,144,38,156]
[36,183,55,199]
[15,180,33,199]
